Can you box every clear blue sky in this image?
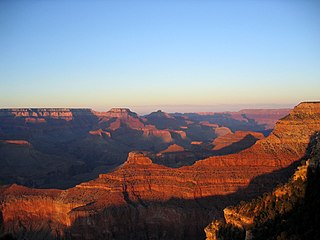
[1,0,319,113]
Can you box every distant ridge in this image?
[0,102,319,239]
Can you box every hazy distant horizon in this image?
[0,103,296,115]
[1,1,319,110]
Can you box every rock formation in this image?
[159,144,185,154]
[214,126,232,137]
[178,108,290,132]
[212,131,265,154]
[205,130,320,240]
[1,107,288,189]
[0,102,319,239]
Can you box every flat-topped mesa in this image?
[100,108,146,130]
[0,108,95,120]
[103,108,138,118]
[125,152,153,165]
[146,110,174,119]
[285,101,320,119]
[160,144,185,154]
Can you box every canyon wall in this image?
[0,102,319,239]
[205,131,320,240]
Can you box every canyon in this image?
[0,102,319,239]
[0,107,289,188]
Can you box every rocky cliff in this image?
[0,108,96,122]
[205,131,320,240]
[212,131,264,154]
[0,102,318,239]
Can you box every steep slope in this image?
[195,102,320,169]
[205,132,320,240]
[159,144,185,154]
[0,102,319,239]
[212,131,264,154]
[97,108,145,130]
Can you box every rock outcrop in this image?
[101,108,146,129]
[141,127,173,143]
[0,140,31,146]
[214,126,233,137]
[88,129,111,137]
[0,102,319,239]
[160,144,185,154]
[212,131,264,151]
[0,108,96,122]
[205,130,320,240]
[210,130,265,156]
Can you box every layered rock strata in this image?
[0,102,319,239]
[205,131,320,240]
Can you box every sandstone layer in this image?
[205,131,320,240]
[212,131,264,154]
[0,103,318,239]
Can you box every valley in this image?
[0,102,318,239]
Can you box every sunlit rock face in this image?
[0,108,96,122]
[100,108,146,129]
[212,131,264,153]
[205,131,320,240]
[0,102,319,239]
[196,102,320,169]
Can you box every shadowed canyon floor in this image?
[0,102,319,239]
[0,107,289,188]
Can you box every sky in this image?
[0,0,319,114]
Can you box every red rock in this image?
[125,152,153,165]
[88,129,111,137]
[160,144,185,154]
[0,140,31,146]
[212,131,264,150]
[0,102,319,239]
[169,130,187,139]
[102,108,145,130]
[214,127,232,137]
[142,127,173,143]
[200,121,219,128]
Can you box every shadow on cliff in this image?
[183,112,269,133]
[242,132,320,240]
[62,132,320,240]
[3,135,317,240]
[64,162,305,240]
[1,158,308,240]
[212,134,260,156]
